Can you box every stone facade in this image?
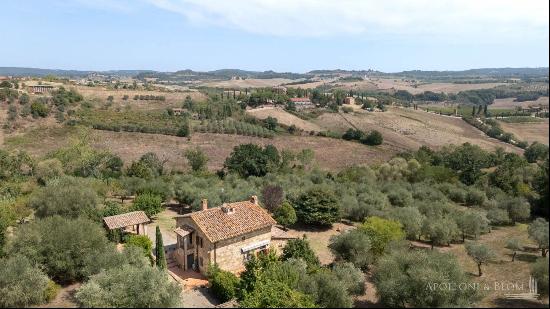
[174,216,272,275]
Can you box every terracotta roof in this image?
[179,201,276,243]
[103,211,150,230]
[174,225,194,237]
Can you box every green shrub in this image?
[132,193,163,217]
[361,130,383,145]
[273,201,297,227]
[208,266,240,302]
[44,280,61,302]
[126,234,153,258]
[293,187,340,226]
[282,237,320,270]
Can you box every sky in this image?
[0,0,548,73]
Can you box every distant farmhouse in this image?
[272,85,287,94]
[28,85,54,94]
[172,108,185,116]
[344,96,356,105]
[172,196,294,275]
[290,97,314,110]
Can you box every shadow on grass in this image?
[514,253,540,263]
[289,223,335,233]
[492,297,548,308]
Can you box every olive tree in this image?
[374,249,478,307]
[76,264,181,307]
[390,207,424,240]
[184,147,208,172]
[329,229,373,270]
[29,177,99,219]
[8,216,120,283]
[0,256,53,308]
[505,238,522,262]
[528,218,549,257]
[421,217,460,249]
[465,242,495,276]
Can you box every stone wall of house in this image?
[175,217,212,273]
[175,217,273,275]
[211,226,272,274]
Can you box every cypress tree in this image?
[155,226,167,270]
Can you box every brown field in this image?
[246,107,323,132]
[498,120,549,145]
[491,97,549,109]
[370,78,506,94]
[3,126,397,172]
[311,77,506,94]
[200,78,294,88]
[73,86,206,109]
[312,107,522,153]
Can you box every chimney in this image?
[250,195,259,205]
[221,203,235,214]
[201,199,208,211]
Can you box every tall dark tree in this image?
[155,226,167,270]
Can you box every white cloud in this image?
[146,0,549,38]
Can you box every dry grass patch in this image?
[446,225,548,308]
[313,107,522,153]
[498,120,549,145]
[247,107,323,132]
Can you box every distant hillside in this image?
[308,67,549,80]
[1,66,547,82]
[0,67,154,77]
[136,69,310,81]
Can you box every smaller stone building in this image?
[103,211,150,236]
[172,196,277,275]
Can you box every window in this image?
[199,257,203,267]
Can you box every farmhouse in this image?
[344,96,356,105]
[172,195,278,275]
[28,85,54,94]
[290,97,314,109]
[172,108,185,116]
